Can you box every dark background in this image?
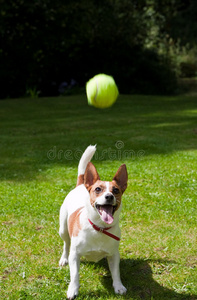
[0,0,197,99]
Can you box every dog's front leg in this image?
[67,250,80,299]
[107,251,127,295]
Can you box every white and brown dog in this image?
[59,145,128,299]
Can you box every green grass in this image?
[0,94,197,300]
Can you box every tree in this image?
[1,0,188,98]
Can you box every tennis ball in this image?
[86,74,119,108]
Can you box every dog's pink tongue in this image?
[101,205,114,224]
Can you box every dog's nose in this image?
[105,193,114,203]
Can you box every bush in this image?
[103,46,177,95]
[180,62,197,78]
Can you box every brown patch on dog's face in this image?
[108,180,123,212]
[89,180,108,207]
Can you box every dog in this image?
[59,145,128,299]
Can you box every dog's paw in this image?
[59,256,68,267]
[67,283,79,299]
[114,283,127,295]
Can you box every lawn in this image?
[0,94,197,300]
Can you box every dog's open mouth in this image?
[96,205,117,225]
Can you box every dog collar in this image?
[88,219,120,241]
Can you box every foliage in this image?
[0,94,197,299]
[144,1,197,79]
[153,0,197,47]
[0,0,196,98]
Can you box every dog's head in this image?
[84,162,128,225]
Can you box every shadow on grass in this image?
[0,95,197,182]
[82,258,196,300]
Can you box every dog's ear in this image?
[84,162,100,190]
[113,164,128,193]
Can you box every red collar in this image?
[88,219,120,241]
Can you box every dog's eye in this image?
[113,187,120,194]
[95,187,102,193]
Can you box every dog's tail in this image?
[77,145,96,186]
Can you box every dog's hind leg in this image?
[59,239,70,266]
[59,214,70,266]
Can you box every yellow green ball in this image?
[86,74,119,109]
